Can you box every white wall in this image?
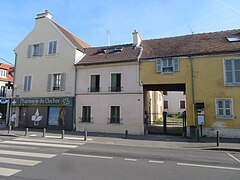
[163,91,186,114]
[76,62,144,135]
[14,17,77,98]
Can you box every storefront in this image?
[12,97,74,130]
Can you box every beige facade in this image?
[76,62,144,135]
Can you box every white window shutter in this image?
[27,45,32,58]
[39,43,44,56]
[60,73,66,91]
[156,58,162,73]
[48,41,53,54]
[225,60,233,84]
[53,41,57,54]
[47,74,52,92]
[173,57,179,72]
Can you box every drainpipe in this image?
[190,56,197,126]
[137,46,143,86]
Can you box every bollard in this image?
[217,131,220,147]
[8,125,11,134]
[61,130,65,139]
[125,130,128,139]
[84,130,87,141]
[196,128,199,142]
[25,128,28,136]
[42,128,46,138]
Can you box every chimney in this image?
[36,10,53,20]
[132,30,142,47]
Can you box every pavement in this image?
[0,127,240,152]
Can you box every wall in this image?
[163,91,186,114]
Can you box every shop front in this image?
[12,97,74,130]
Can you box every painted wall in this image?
[14,17,79,98]
[76,62,144,135]
[140,58,194,125]
[163,91,186,114]
[140,55,240,137]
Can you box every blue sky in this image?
[1,0,240,65]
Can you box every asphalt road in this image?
[0,136,239,180]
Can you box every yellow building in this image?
[140,30,240,138]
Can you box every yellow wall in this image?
[193,55,240,129]
[140,59,195,126]
[140,55,240,129]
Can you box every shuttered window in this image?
[82,106,91,122]
[48,40,57,55]
[27,43,44,58]
[90,75,100,92]
[47,73,66,91]
[111,73,121,92]
[155,58,179,73]
[224,59,240,85]
[110,106,120,124]
[216,98,233,119]
[23,75,32,92]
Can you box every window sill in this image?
[216,116,234,120]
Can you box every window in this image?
[216,99,233,119]
[156,57,179,74]
[82,106,91,123]
[90,75,100,92]
[111,73,121,92]
[27,43,44,58]
[47,73,66,91]
[163,91,168,95]
[48,40,57,55]
[0,69,7,78]
[224,58,240,85]
[110,106,120,123]
[180,100,185,109]
[23,75,32,92]
[164,101,168,109]
[0,86,6,97]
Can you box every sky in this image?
[1,0,240,65]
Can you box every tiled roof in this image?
[141,29,240,59]
[0,63,14,82]
[76,44,142,65]
[51,20,91,52]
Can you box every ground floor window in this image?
[110,106,120,124]
[215,98,233,119]
[82,106,91,122]
[180,100,185,109]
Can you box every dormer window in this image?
[226,37,240,42]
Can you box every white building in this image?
[13,10,90,130]
[75,31,145,135]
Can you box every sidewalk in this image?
[0,128,240,152]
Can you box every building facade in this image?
[13,11,90,130]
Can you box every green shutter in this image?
[156,58,162,73]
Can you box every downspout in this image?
[73,64,77,131]
[137,46,143,86]
[190,56,197,126]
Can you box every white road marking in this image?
[29,134,37,137]
[149,160,164,164]
[0,167,21,177]
[177,162,240,171]
[63,153,113,160]
[124,158,137,162]
[227,153,240,163]
[14,137,85,145]
[1,141,78,148]
[0,149,56,158]
[0,157,41,166]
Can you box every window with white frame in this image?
[224,58,240,85]
[27,43,44,58]
[0,69,7,78]
[47,73,66,91]
[23,75,32,92]
[48,40,57,55]
[82,106,91,123]
[215,98,233,119]
[156,57,179,73]
[110,106,120,124]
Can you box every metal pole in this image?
[84,130,87,141]
[42,128,46,138]
[61,130,65,139]
[25,128,28,136]
[6,98,10,127]
[196,128,199,142]
[8,125,11,134]
[217,131,220,147]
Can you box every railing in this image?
[79,117,93,123]
[107,117,123,124]
[88,87,101,92]
[108,86,123,92]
